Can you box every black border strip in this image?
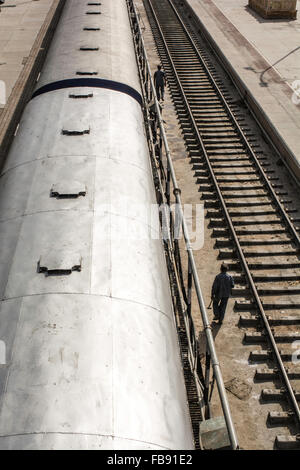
[31,78,143,106]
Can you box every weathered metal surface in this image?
[36,0,141,91]
[0,0,194,450]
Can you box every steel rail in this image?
[167,0,300,247]
[146,0,300,430]
[129,0,239,450]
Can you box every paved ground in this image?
[0,0,54,108]
[213,0,300,87]
[186,0,300,180]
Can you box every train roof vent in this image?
[50,182,87,199]
[80,46,99,51]
[86,11,101,15]
[83,26,101,31]
[62,121,90,136]
[87,2,102,5]
[38,254,82,277]
[69,90,94,99]
[76,70,98,76]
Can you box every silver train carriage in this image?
[0,0,194,450]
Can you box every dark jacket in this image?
[154,70,165,87]
[212,272,234,299]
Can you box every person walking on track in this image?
[211,264,234,325]
[154,64,166,101]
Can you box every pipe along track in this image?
[144,0,300,449]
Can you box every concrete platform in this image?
[184,0,300,181]
[0,0,55,105]
[0,0,65,166]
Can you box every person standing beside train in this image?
[154,64,167,102]
[211,264,234,325]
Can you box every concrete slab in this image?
[0,0,54,108]
[212,0,300,84]
[184,0,300,180]
[0,0,66,167]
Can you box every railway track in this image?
[143,0,300,449]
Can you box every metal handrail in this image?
[127,0,239,450]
